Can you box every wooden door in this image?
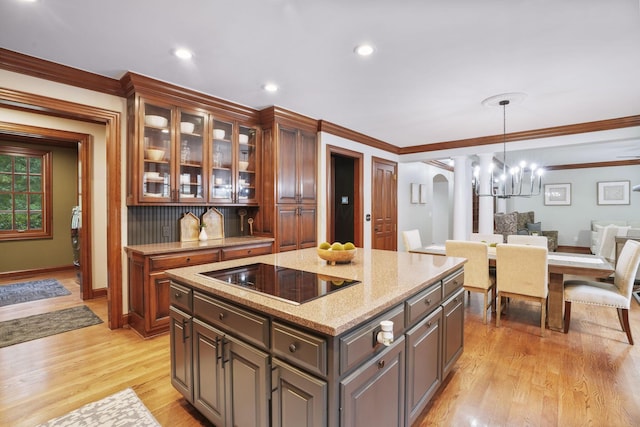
[371,157,397,250]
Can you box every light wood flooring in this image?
[2,270,640,426]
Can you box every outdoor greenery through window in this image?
[0,146,52,240]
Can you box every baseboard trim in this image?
[0,264,75,280]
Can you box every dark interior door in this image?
[371,157,397,250]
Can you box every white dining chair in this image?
[506,234,548,248]
[402,229,423,251]
[563,240,640,344]
[446,240,495,324]
[496,243,549,336]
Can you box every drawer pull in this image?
[377,360,385,369]
[186,257,191,263]
[424,298,432,305]
[175,293,181,299]
[426,321,432,328]
[247,250,252,254]
[288,343,297,353]
[219,312,225,320]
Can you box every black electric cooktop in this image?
[198,263,360,305]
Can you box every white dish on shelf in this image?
[238,161,249,171]
[239,134,249,143]
[145,148,165,161]
[144,171,160,179]
[145,115,168,128]
[213,129,225,140]
[180,122,195,133]
[144,192,163,198]
[180,194,196,198]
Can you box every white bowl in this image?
[238,161,249,171]
[144,171,160,179]
[144,115,168,128]
[213,129,226,140]
[239,134,249,144]
[145,148,165,161]
[180,122,195,133]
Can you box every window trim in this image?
[0,145,53,241]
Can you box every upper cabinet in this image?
[123,73,261,206]
[276,126,317,205]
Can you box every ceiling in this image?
[2,0,640,166]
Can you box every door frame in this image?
[326,145,364,247]
[0,88,123,329]
[0,123,94,297]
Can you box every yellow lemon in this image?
[344,242,356,250]
[331,242,345,251]
[319,241,331,250]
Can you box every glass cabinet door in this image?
[142,103,172,201]
[177,110,206,202]
[238,125,258,204]
[211,120,234,203]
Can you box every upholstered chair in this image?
[496,243,549,336]
[402,229,423,252]
[469,233,503,245]
[446,240,495,324]
[564,240,640,344]
[506,234,549,248]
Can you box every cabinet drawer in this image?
[150,250,220,271]
[193,292,269,350]
[221,243,273,261]
[442,269,464,300]
[170,282,192,314]
[405,282,442,327]
[339,305,404,376]
[272,321,327,377]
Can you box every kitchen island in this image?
[165,247,466,427]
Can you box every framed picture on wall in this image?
[544,183,571,206]
[419,184,427,204]
[597,180,630,205]
[410,183,419,204]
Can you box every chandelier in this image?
[473,98,543,198]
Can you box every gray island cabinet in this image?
[165,247,465,427]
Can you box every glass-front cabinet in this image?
[210,120,259,205]
[138,99,207,204]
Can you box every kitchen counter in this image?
[125,236,275,256]
[165,247,465,336]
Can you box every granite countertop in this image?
[125,236,275,256]
[164,247,465,336]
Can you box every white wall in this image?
[511,164,640,247]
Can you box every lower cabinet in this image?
[169,306,192,400]
[442,288,465,378]
[406,307,443,426]
[276,205,317,252]
[340,336,406,427]
[271,358,327,427]
[192,318,270,427]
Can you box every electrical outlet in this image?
[162,226,170,237]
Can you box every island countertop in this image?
[165,247,465,336]
[125,236,275,256]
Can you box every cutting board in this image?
[202,208,224,239]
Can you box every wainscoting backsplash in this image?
[127,206,259,245]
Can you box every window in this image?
[0,146,52,240]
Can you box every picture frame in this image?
[544,183,571,206]
[419,184,427,204]
[410,183,419,204]
[597,180,630,205]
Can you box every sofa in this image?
[494,211,558,252]
[590,220,640,256]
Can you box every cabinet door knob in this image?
[377,360,385,369]
[288,343,297,353]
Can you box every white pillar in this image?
[477,153,495,234]
[452,156,470,240]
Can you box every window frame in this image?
[0,145,53,241]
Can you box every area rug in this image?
[0,278,71,307]
[37,388,160,427]
[0,305,103,348]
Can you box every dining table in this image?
[410,244,615,331]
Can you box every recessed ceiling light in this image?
[262,83,279,93]
[354,44,375,56]
[173,48,193,60]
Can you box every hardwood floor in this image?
[2,270,640,426]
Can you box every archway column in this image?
[452,155,471,240]
[477,153,495,234]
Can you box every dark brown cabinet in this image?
[126,240,272,337]
[276,205,317,252]
[276,126,317,205]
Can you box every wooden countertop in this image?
[164,247,465,336]
[125,236,275,256]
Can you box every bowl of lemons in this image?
[317,241,357,265]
